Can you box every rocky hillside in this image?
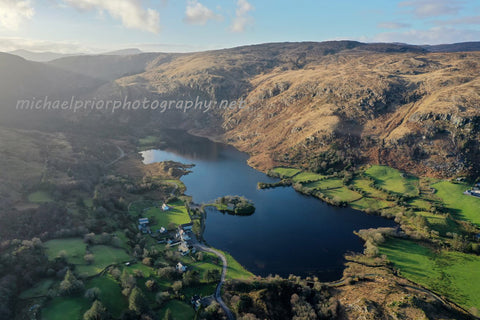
[110,42,480,178]
[2,41,479,178]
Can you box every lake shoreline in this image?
[142,130,397,280]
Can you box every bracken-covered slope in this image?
[112,42,480,178]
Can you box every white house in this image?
[162,203,171,211]
[176,262,187,273]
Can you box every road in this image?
[193,243,235,320]
[106,144,125,167]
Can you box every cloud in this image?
[230,0,253,33]
[184,0,222,26]
[0,0,35,30]
[377,22,411,29]
[399,0,462,18]
[373,26,480,45]
[435,15,480,26]
[61,0,160,33]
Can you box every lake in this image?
[142,130,396,281]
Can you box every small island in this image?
[210,196,256,216]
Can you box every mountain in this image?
[48,52,169,81]
[2,41,480,177]
[108,41,480,178]
[8,49,80,62]
[423,42,480,53]
[0,53,104,127]
[102,48,143,55]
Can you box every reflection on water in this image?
[143,129,396,281]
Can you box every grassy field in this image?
[41,296,90,320]
[146,200,191,230]
[415,211,460,235]
[322,187,363,203]
[270,167,301,178]
[379,238,480,311]
[28,191,54,203]
[365,165,419,197]
[124,263,157,278]
[44,238,86,264]
[158,300,195,320]
[431,181,480,225]
[223,252,254,280]
[133,200,191,231]
[76,246,130,277]
[304,178,343,190]
[352,177,390,199]
[45,238,130,277]
[350,197,393,211]
[291,172,326,183]
[85,276,127,318]
[139,135,159,146]
[19,279,55,299]
[408,198,432,211]
[190,252,222,280]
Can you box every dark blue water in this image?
[142,130,396,281]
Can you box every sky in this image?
[0,0,480,53]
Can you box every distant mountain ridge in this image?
[423,42,480,52]
[7,48,144,62]
[7,49,79,62]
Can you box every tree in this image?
[128,287,147,314]
[85,287,101,301]
[142,257,152,266]
[163,309,173,320]
[120,269,136,296]
[84,233,96,244]
[145,280,156,292]
[172,281,182,294]
[120,269,130,287]
[59,269,84,296]
[83,300,109,320]
[157,267,176,280]
[155,291,170,307]
[182,270,200,286]
[236,295,253,314]
[84,254,95,265]
[204,269,221,283]
[195,252,204,261]
[110,268,121,280]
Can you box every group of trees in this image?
[224,276,340,320]
[59,269,84,296]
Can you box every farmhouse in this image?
[191,295,212,310]
[176,229,191,241]
[180,223,193,232]
[138,218,150,233]
[179,242,190,255]
[176,262,187,273]
[464,189,480,198]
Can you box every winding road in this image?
[106,144,126,167]
[193,243,235,320]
